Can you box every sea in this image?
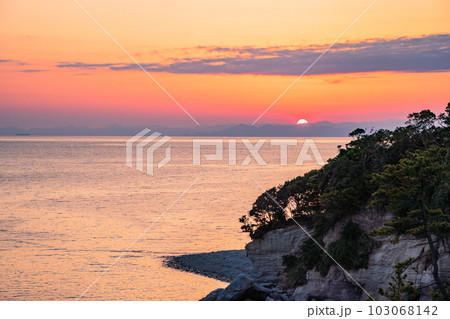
[0,136,349,300]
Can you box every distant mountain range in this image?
[0,120,406,137]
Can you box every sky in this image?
[1,0,449,128]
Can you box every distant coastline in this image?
[0,119,405,137]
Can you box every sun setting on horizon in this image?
[297,119,308,125]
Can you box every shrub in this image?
[282,222,379,286]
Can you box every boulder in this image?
[200,288,224,301]
[216,274,255,301]
[200,274,279,301]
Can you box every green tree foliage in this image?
[431,282,450,301]
[377,259,421,301]
[438,103,450,127]
[282,254,307,287]
[282,222,378,285]
[239,187,287,239]
[326,221,379,271]
[349,128,366,138]
[240,105,450,240]
[370,146,450,299]
[369,146,450,238]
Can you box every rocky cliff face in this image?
[201,209,450,301]
[245,211,450,301]
[246,226,313,283]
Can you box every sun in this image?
[297,119,308,125]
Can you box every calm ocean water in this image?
[0,136,349,300]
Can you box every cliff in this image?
[202,210,450,301]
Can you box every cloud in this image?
[21,69,48,73]
[56,62,119,69]
[0,59,30,66]
[56,34,450,76]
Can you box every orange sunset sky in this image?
[1,0,449,128]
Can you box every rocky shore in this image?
[164,250,253,283]
[164,250,292,300]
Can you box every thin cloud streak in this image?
[21,69,49,73]
[56,34,450,76]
